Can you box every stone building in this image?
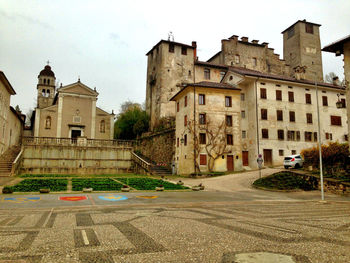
[32,65,114,140]
[0,71,25,155]
[145,20,347,173]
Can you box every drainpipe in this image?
[254,77,261,176]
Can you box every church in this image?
[32,64,114,140]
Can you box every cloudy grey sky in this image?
[1,0,349,115]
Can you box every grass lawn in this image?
[253,171,317,191]
[72,178,123,191]
[116,177,189,190]
[9,179,68,192]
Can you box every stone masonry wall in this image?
[137,128,175,168]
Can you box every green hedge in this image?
[116,177,189,190]
[20,174,78,178]
[72,178,123,191]
[10,179,68,192]
[253,172,318,191]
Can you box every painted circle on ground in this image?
[98,195,128,201]
[60,196,87,201]
[2,197,41,203]
[136,196,158,199]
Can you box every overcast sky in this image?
[1,0,349,115]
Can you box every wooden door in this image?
[242,151,249,166]
[263,149,272,166]
[227,155,234,171]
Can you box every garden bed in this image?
[116,177,189,190]
[253,171,318,191]
[72,178,123,191]
[9,179,68,192]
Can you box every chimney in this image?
[192,41,197,61]
[241,36,248,42]
[252,39,259,44]
[261,42,269,47]
[229,35,239,41]
[333,76,341,86]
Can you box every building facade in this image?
[146,20,347,173]
[33,65,114,140]
[0,71,25,155]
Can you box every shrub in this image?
[11,179,67,192]
[2,186,13,194]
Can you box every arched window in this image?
[47,79,50,85]
[42,89,46,96]
[43,79,46,84]
[45,116,51,129]
[46,89,50,97]
[100,120,105,133]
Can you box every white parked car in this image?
[283,154,304,169]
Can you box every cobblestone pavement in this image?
[0,199,349,263]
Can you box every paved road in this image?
[0,169,349,262]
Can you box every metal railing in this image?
[11,145,24,176]
[23,137,134,147]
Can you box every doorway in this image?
[263,149,273,166]
[227,155,234,171]
[242,151,249,166]
[71,130,82,139]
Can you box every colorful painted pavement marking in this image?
[1,197,41,203]
[98,195,128,201]
[136,195,158,199]
[59,196,87,201]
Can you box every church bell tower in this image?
[37,63,56,109]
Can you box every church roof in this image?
[0,71,16,95]
[39,65,55,78]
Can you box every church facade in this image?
[33,65,114,140]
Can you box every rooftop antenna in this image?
[46,60,50,65]
[168,31,174,42]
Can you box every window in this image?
[277,129,284,140]
[291,150,296,155]
[48,79,50,85]
[200,154,207,165]
[46,89,50,97]
[242,130,246,139]
[287,130,295,141]
[288,91,294,102]
[261,109,267,120]
[252,57,257,66]
[204,68,210,80]
[276,90,282,101]
[100,120,106,133]
[199,94,205,105]
[345,134,348,141]
[305,131,312,142]
[262,129,269,139]
[45,116,51,129]
[322,96,328,106]
[279,150,284,156]
[277,110,283,121]
[341,98,346,108]
[305,24,314,34]
[177,102,179,112]
[225,96,232,107]
[306,113,313,124]
[241,110,246,118]
[181,46,187,55]
[188,70,191,77]
[289,111,295,122]
[241,93,245,101]
[42,89,46,96]
[305,93,311,104]
[226,115,232,127]
[199,133,206,144]
[296,131,301,141]
[184,115,187,126]
[184,134,187,146]
[177,138,179,147]
[314,132,318,142]
[169,43,174,53]
[260,88,267,99]
[227,134,233,145]
[184,96,187,107]
[199,113,206,124]
[287,27,295,38]
[43,79,46,84]
[331,116,342,126]
[235,54,240,64]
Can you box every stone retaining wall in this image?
[303,173,350,196]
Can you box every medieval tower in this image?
[37,64,56,109]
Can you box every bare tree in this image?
[325,72,339,83]
[187,117,231,172]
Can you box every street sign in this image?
[257,157,263,169]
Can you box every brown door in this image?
[242,151,249,166]
[227,155,234,171]
[263,149,272,166]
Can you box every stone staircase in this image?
[132,151,172,177]
[0,146,21,176]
